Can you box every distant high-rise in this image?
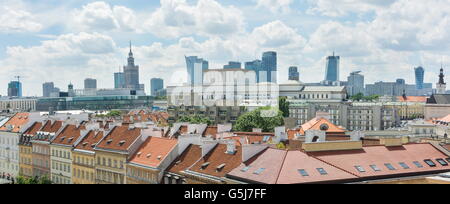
[185,56,209,85]
[325,53,340,82]
[245,60,262,82]
[84,78,97,89]
[114,72,125,89]
[415,66,425,90]
[262,51,277,83]
[43,82,55,97]
[288,66,300,81]
[151,78,164,96]
[123,42,142,90]
[223,61,241,69]
[347,71,364,96]
[8,81,22,97]
[68,83,75,97]
[396,78,406,85]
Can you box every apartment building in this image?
[19,122,43,178]
[94,125,144,184]
[126,137,178,184]
[72,130,105,184]
[50,123,86,184]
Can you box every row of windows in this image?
[74,155,94,167]
[52,175,70,184]
[19,147,32,154]
[97,157,124,169]
[96,170,124,184]
[51,161,71,173]
[73,168,95,182]
[127,167,157,183]
[0,137,19,146]
[51,149,71,159]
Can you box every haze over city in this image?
[1,0,450,96]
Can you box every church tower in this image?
[437,66,446,94]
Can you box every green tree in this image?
[234,107,285,133]
[350,93,364,101]
[177,115,212,125]
[278,97,290,117]
[107,110,122,117]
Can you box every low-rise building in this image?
[126,137,178,184]
[72,129,105,184]
[19,122,43,178]
[50,123,86,184]
[94,125,144,184]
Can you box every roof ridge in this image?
[275,150,289,184]
[309,154,361,178]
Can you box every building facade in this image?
[114,72,125,89]
[151,78,164,97]
[185,56,209,86]
[288,66,300,81]
[261,51,277,83]
[347,71,364,96]
[84,78,97,90]
[415,66,425,90]
[72,129,104,184]
[324,53,340,83]
[8,81,22,97]
[0,98,37,112]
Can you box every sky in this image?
[1,0,450,96]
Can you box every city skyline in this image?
[0,0,450,96]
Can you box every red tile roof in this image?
[129,137,178,168]
[167,144,202,174]
[277,151,357,184]
[23,122,43,136]
[0,113,30,133]
[188,144,242,178]
[228,148,286,184]
[52,124,86,146]
[74,130,104,151]
[301,117,346,133]
[96,126,141,152]
[397,96,428,102]
[309,143,450,179]
[40,120,63,133]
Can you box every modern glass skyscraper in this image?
[185,56,209,85]
[325,53,340,82]
[43,82,54,97]
[223,61,241,69]
[245,60,262,82]
[114,72,125,89]
[262,51,277,83]
[8,81,22,97]
[288,66,300,81]
[84,78,97,89]
[415,66,425,90]
[151,78,164,96]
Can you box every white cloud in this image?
[143,0,244,38]
[0,2,43,33]
[72,1,138,32]
[255,0,293,14]
[307,0,395,17]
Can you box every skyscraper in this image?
[151,78,164,96]
[68,83,75,97]
[245,60,262,82]
[114,72,125,89]
[262,51,277,83]
[347,71,364,96]
[185,56,209,85]
[8,81,22,97]
[324,53,340,82]
[223,61,241,69]
[123,42,141,90]
[84,78,97,89]
[43,82,55,97]
[288,66,300,81]
[415,66,425,90]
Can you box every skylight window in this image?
[436,159,448,166]
[201,162,210,169]
[216,164,226,171]
[446,158,450,163]
[384,163,396,170]
[262,136,271,142]
[369,165,381,172]
[424,159,437,167]
[298,169,309,177]
[354,166,366,173]
[413,161,423,168]
[241,166,251,172]
[398,162,410,169]
[253,168,266,175]
[317,168,328,175]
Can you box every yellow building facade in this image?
[72,151,96,184]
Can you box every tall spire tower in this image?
[437,64,446,94]
[128,41,134,66]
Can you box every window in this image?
[398,162,410,169]
[354,166,366,173]
[424,159,437,167]
[436,159,448,166]
[384,163,396,170]
[413,161,423,168]
[317,168,328,175]
[253,168,266,175]
[241,166,251,172]
[370,165,381,172]
[298,169,309,177]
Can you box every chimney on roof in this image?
[226,140,236,155]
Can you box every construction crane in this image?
[14,76,21,82]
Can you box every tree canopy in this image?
[278,97,290,117]
[234,107,285,133]
[177,115,212,125]
[350,93,380,102]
